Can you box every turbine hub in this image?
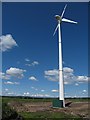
[55,15,62,23]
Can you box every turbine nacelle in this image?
[55,15,62,23]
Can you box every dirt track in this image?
[8,101,90,119]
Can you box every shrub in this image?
[2,102,23,120]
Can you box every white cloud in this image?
[51,89,58,92]
[31,86,35,89]
[3,89,19,96]
[44,69,58,82]
[45,69,58,76]
[25,61,39,67]
[0,68,26,80]
[31,86,38,91]
[5,88,8,91]
[25,58,30,62]
[7,92,16,95]
[75,83,79,86]
[64,81,70,85]
[0,34,18,52]
[6,67,26,79]
[44,67,89,85]
[32,61,39,66]
[0,71,10,80]
[4,81,13,84]
[24,92,30,95]
[29,76,37,81]
[31,94,52,98]
[63,67,75,84]
[63,67,74,73]
[83,90,87,92]
[41,90,45,92]
[76,76,88,83]
[4,81,19,85]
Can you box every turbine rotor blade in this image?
[61,4,67,18]
[53,24,59,36]
[62,18,78,24]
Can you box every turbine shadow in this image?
[65,102,72,107]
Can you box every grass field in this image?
[19,111,81,119]
[1,96,90,120]
[2,96,90,103]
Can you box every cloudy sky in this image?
[1,2,89,98]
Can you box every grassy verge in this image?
[19,111,81,119]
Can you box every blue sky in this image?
[1,2,89,98]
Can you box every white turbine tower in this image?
[53,4,77,107]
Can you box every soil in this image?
[7,100,90,119]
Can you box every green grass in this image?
[19,111,80,119]
[65,98,90,102]
[2,97,53,103]
[0,97,2,103]
[2,96,90,104]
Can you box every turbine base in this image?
[52,99,64,108]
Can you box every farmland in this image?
[1,96,90,120]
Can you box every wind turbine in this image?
[53,4,77,107]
